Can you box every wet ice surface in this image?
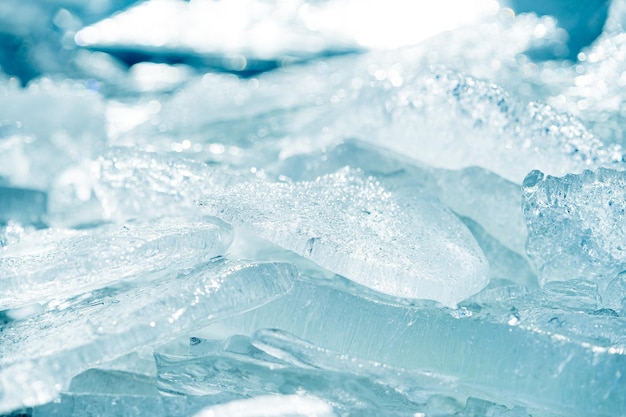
[1,0,626,416]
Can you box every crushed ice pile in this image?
[1,0,626,416]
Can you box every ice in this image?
[2,1,626,416]
[0,79,106,189]
[0,216,232,310]
[127,57,623,184]
[271,140,536,286]
[49,148,251,226]
[156,330,533,416]
[0,259,295,412]
[197,277,626,417]
[200,167,489,307]
[522,168,626,295]
[75,0,498,75]
[346,67,624,183]
[274,139,529,258]
[156,328,474,414]
[0,185,47,226]
[31,369,224,417]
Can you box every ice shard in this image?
[0,259,295,412]
[0,216,233,310]
[523,168,626,293]
[200,167,489,306]
[197,277,626,417]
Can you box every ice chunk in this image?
[522,168,626,290]
[199,278,626,417]
[191,395,335,417]
[156,329,460,414]
[0,259,295,412]
[0,216,232,310]
[200,167,489,307]
[274,140,529,258]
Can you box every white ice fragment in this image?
[0,216,233,310]
[201,167,489,307]
[192,394,335,417]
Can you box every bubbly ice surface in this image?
[200,167,489,307]
[523,168,626,296]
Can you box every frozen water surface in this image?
[1,0,626,416]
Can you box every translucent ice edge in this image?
[0,216,233,310]
[199,277,626,417]
[0,259,296,412]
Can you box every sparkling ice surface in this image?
[523,168,626,295]
[200,167,489,307]
[2,1,626,416]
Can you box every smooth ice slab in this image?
[156,329,462,415]
[200,167,489,307]
[200,277,626,417]
[0,259,295,412]
[523,168,626,291]
[0,216,233,310]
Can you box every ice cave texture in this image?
[0,0,625,416]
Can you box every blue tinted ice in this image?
[0,259,295,412]
[197,276,626,417]
[523,168,626,295]
[2,1,626,416]
[0,216,233,310]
